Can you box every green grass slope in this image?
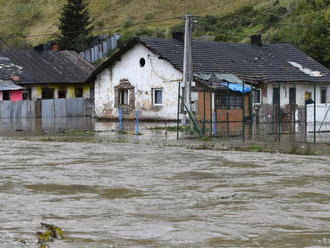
[0,0,329,66]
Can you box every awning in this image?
[219,82,251,93]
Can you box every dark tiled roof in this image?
[97,37,329,83]
[0,50,94,84]
[139,37,330,83]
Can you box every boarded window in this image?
[289,87,296,105]
[75,88,83,98]
[119,89,128,105]
[3,91,10,100]
[42,88,54,99]
[321,87,327,104]
[153,89,163,105]
[58,89,67,99]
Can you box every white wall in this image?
[94,43,197,120]
[264,82,330,106]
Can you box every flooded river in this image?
[0,137,330,247]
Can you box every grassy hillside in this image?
[0,0,329,66]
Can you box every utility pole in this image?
[182,13,193,125]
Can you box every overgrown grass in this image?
[0,0,328,67]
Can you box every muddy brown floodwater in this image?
[0,138,330,247]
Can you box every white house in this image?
[89,34,330,122]
[91,40,188,120]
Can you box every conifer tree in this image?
[58,0,94,51]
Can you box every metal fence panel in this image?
[54,98,67,117]
[42,99,55,118]
[1,101,12,119]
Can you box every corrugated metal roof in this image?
[0,80,25,91]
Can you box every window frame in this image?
[58,88,67,99]
[289,87,296,105]
[119,89,129,105]
[320,87,327,104]
[75,87,83,98]
[215,92,243,109]
[3,91,10,101]
[152,88,163,106]
[273,87,280,105]
[254,89,261,105]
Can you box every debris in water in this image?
[36,223,64,248]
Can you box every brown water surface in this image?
[0,138,330,247]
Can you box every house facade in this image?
[89,35,330,124]
[0,80,25,101]
[91,41,195,120]
[0,50,95,102]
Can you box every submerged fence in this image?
[0,98,92,119]
[191,91,330,144]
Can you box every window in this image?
[58,89,67,99]
[273,87,280,105]
[42,88,54,99]
[215,93,242,109]
[119,89,128,105]
[22,90,29,100]
[3,91,10,100]
[254,89,261,104]
[75,87,83,98]
[289,87,296,105]
[321,87,327,104]
[153,89,163,105]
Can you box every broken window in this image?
[321,87,327,104]
[254,89,261,104]
[58,89,67,99]
[153,89,163,105]
[119,89,129,105]
[42,88,54,99]
[75,87,83,98]
[3,91,10,100]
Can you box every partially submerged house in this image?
[0,80,25,101]
[0,49,94,101]
[89,34,330,124]
[0,49,95,119]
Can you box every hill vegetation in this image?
[0,0,329,67]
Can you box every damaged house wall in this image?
[94,43,196,120]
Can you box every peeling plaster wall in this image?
[264,82,330,106]
[95,43,195,120]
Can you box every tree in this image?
[58,0,94,52]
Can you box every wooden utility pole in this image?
[183,14,193,124]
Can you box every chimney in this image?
[250,35,262,46]
[51,43,59,51]
[172,32,184,42]
[11,75,20,81]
